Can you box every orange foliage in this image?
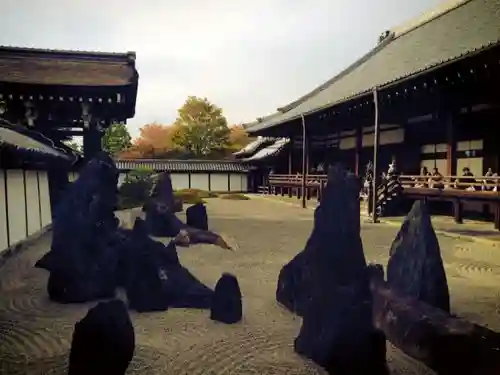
[117,122,181,159]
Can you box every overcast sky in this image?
[2,0,446,138]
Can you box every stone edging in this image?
[0,224,53,268]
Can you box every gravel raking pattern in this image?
[2,199,500,374]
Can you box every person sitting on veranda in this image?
[454,167,477,190]
[414,166,431,188]
[482,168,497,191]
[429,167,444,189]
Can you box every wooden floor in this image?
[2,198,500,374]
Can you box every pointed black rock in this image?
[121,219,213,312]
[288,165,387,374]
[186,203,209,230]
[42,152,121,303]
[210,273,242,324]
[144,172,183,237]
[386,200,450,312]
[68,300,135,375]
[276,164,366,316]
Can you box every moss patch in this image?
[219,193,250,201]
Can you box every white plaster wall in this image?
[210,174,229,191]
[190,174,209,191]
[38,171,52,227]
[25,171,41,236]
[0,171,8,252]
[171,173,190,190]
[240,175,248,192]
[6,170,26,246]
[229,174,243,192]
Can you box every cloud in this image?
[1,0,445,138]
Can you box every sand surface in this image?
[1,198,499,374]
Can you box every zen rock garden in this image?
[33,153,500,374]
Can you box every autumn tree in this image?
[118,122,182,159]
[171,96,230,156]
[101,123,132,155]
[228,124,251,151]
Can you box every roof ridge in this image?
[0,45,136,62]
[277,35,395,114]
[391,0,472,39]
[268,0,474,117]
[116,158,243,163]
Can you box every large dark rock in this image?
[122,218,213,312]
[276,165,367,315]
[144,173,183,237]
[210,273,242,324]
[275,251,308,316]
[144,173,233,250]
[68,300,135,375]
[370,263,500,375]
[387,200,450,312]
[39,152,122,303]
[186,203,209,230]
[281,165,387,374]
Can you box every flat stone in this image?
[371,263,500,375]
[121,219,213,312]
[210,273,242,324]
[68,299,135,375]
[387,200,450,312]
[186,203,209,230]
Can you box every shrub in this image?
[177,188,218,199]
[117,168,154,210]
[173,190,206,205]
[219,193,250,200]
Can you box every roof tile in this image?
[247,0,500,133]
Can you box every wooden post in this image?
[83,124,103,161]
[288,142,293,174]
[301,114,307,209]
[445,112,457,176]
[355,123,363,176]
[371,88,381,223]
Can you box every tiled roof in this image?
[241,138,290,162]
[246,0,500,133]
[0,46,137,86]
[0,122,73,159]
[233,137,275,157]
[115,159,251,173]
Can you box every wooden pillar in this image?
[355,123,363,176]
[372,88,381,223]
[288,138,293,174]
[83,125,103,161]
[445,112,457,176]
[301,114,307,209]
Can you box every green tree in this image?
[172,96,230,156]
[102,123,132,155]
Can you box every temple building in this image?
[0,46,139,254]
[239,0,500,225]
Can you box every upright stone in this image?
[68,300,135,375]
[210,273,242,324]
[387,200,450,312]
[42,152,121,303]
[288,165,387,374]
[145,172,183,236]
[186,203,209,230]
